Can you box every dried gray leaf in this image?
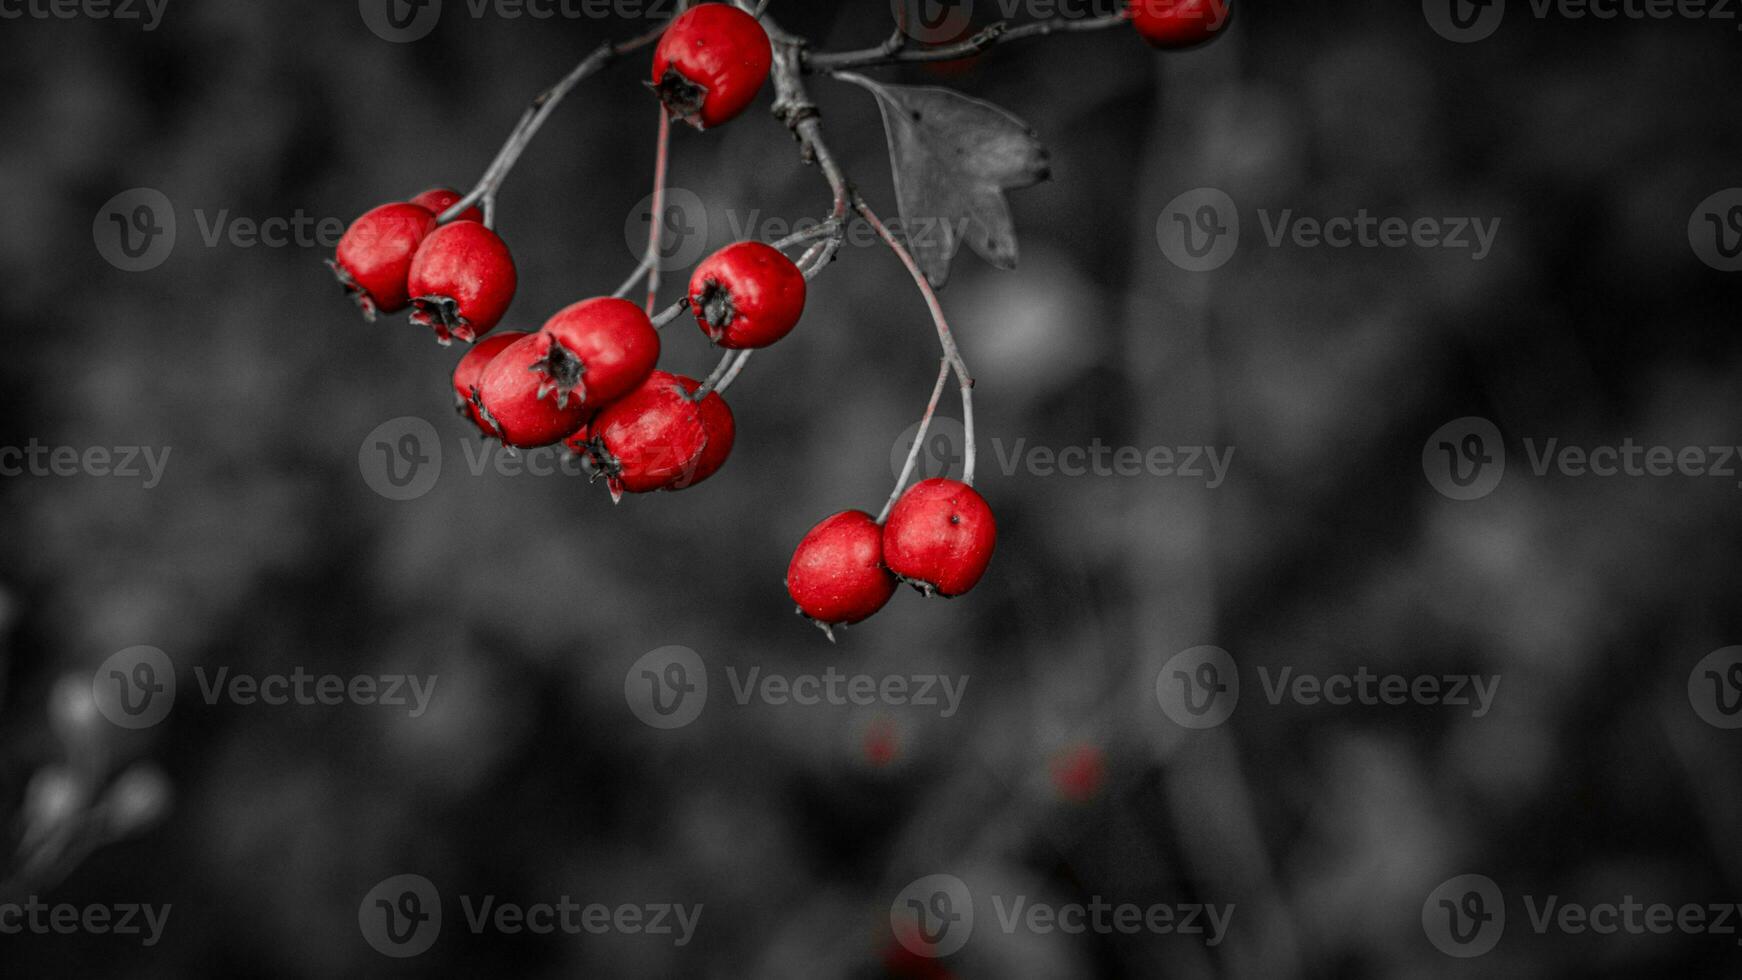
[842,74,1051,288]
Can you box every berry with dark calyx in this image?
[534,298,661,410]
[881,478,996,598]
[651,3,773,130]
[689,241,807,349]
[584,371,710,502]
[410,187,484,224]
[407,220,518,345]
[786,510,898,640]
[475,333,592,449]
[669,377,735,490]
[329,202,437,320]
[452,330,529,435]
[1127,0,1231,49]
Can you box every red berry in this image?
[689,241,807,349]
[532,298,661,411]
[329,202,437,320]
[1127,0,1231,48]
[670,376,735,490]
[584,371,710,501]
[651,3,773,130]
[1049,743,1106,803]
[407,220,518,345]
[881,479,996,598]
[409,187,484,224]
[452,330,529,435]
[786,510,898,637]
[475,333,592,449]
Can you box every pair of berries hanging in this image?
[786,479,997,641]
[329,187,517,345]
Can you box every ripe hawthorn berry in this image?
[407,220,518,345]
[651,3,773,130]
[1127,0,1231,49]
[786,510,899,638]
[475,333,592,449]
[668,376,736,490]
[689,241,807,349]
[452,330,530,436]
[409,187,484,224]
[532,298,661,411]
[329,202,437,320]
[881,478,996,598]
[584,371,711,501]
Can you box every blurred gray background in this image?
[3,0,1742,976]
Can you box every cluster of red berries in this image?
[329,0,1225,634]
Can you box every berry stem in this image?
[643,106,673,315]
[714,349,753,395]
[805,12,1131,71]
[437,22,671,226]
[878,358,952,525]
[854,198,977,486]
[693,349,738,400]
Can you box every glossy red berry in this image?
[330,202,437,320]
[407,220,518,345]
[786,510,899,638]
[1127,0,1231,48]
[452,330,529,435]
[475,333,592,449]
[651,3,773,130]
[409,187,484,224]
[669,376,735,490]
[584,371,710,501]
[689,241,807,349]
[532,298,661,411]
[882,479,996,597]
